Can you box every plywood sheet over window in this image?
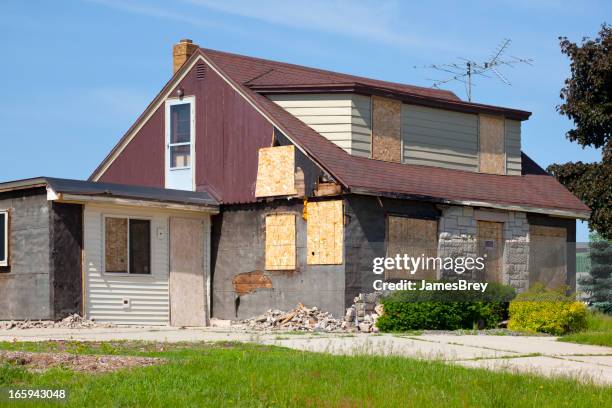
[104,217,128,273]
[529,225,567,289]
[386,216,438,280]
[372,96,401,163]
[307,200,343,265]
[265,213,296,270]
[479,114,505,175]
[477,221,503,283]
[255,145,297,197]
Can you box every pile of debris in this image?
[0,314,112,330]
[240,293,385,333]
[344,292,384,333]
[241,303,348,332]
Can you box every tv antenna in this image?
[414,39,533,102]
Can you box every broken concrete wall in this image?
[343,195,440,308]
[0,188,52,320]
[211,200,345,319]
[50,202,83,319]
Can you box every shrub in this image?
[508,284,588,335]
[376,282,516,332]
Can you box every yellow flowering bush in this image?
[508,284,588,335]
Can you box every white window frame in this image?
[102,215,152,275]
[165,96,196,190]
[0,210,8,267]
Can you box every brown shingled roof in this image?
[198,48,588,217]
[202,47,531,121]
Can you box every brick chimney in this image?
[173,39,198,74]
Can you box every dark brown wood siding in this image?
[98,62,274,204]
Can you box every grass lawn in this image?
[560,312,612,347]
[0,341,610,407]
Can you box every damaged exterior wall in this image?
[0,189,82,320]
[211,201,346,319]
[343,195,440,307]
[50,202,83,318]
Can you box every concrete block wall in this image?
[502,212,530,291]
[437,205,530,291]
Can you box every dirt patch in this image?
[0,350,163,373]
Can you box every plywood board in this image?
[170,217,206,327]
[479,115,505,174]
[529,225,567,289]
[386,216,438,280]
[372,96,401,162]
[265,213,296,270]
[307,200,343,265]
[477,221,503,283]
[255,145,297,197]
[104,217,127,273]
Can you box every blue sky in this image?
[0,0,608,240]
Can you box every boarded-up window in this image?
[0,210,8,267]
[529,225,567,289]
[265,213,296,270]
[104,217,151,274]
[307,200,343,265]
[479,115,506,175]
[372,96,401,163]
[255,145,297,197]
[386,216,438,280]
[477,221,503,283]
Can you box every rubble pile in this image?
[241,303,348,332]
[344,292,384,333]
[0,314,112,330]
[240,293,385,333]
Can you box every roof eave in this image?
[349,187,590,220]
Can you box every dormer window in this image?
[165,97,195,190]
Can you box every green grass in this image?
[0,341,610,407]
[560,312,612,347]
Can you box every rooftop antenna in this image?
[414,39,533,102]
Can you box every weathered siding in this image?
[401,105,479,171]
[98,62,273,204]
[0,189,52,320]
[211,200,346,319]
[505,119,522,175]
[268,93,372,157]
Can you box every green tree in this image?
[579,233,612,313]
[546,24,612,239]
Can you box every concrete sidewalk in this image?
[1,327,611,385]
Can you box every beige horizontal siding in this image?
[84,205,170,325]
[269,93,372,157]
[402,104,479,171]
[505,119,522,175]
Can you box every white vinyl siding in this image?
[402,105,479,172]
[505,119,522,175]
[268,93,372,157]
[84,204,210,326]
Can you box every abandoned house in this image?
[0,39,589,324]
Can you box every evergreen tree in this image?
[579,233,612,313]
